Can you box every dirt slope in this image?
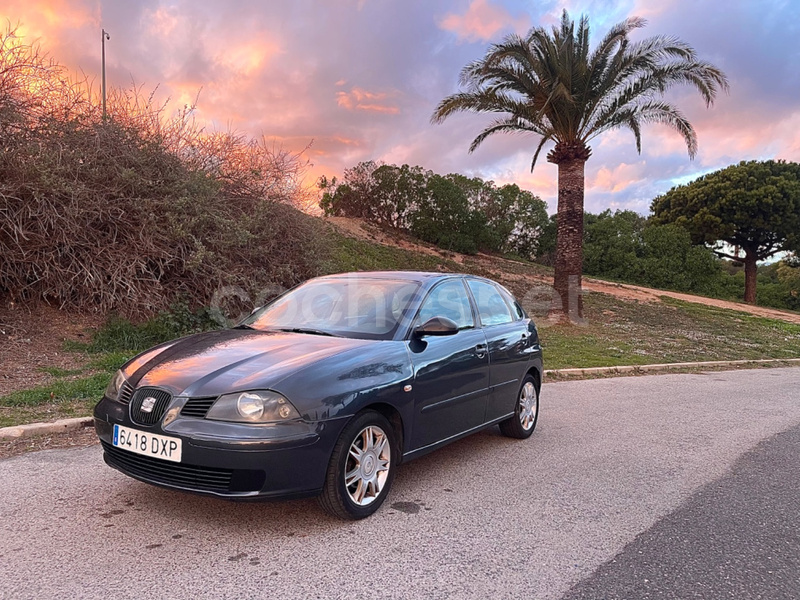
[327,217,800,325]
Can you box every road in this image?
[1,368,799,599]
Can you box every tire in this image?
[499,374,539,439]
[318,411,397,520]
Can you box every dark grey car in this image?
[94,271,542,519]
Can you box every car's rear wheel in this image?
[499,374,539,439]
[319,411,396,519]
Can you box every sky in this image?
[3,0,800,215]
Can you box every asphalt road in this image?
[1,367,799,600]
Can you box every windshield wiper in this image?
[276,327,338,337]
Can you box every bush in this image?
[0,26,324,315]
[583,210,725,293]
[80,302,220,354]
[582,209,800,309]
[583,210,646,280]
[639,225,723,295]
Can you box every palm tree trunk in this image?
[743,251,758,304]
[552,158,586,321]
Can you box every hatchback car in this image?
[94,271,542,519]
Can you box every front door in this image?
[407,279,489,450]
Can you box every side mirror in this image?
[413,316,459,337]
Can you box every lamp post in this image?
[101,29,110,119]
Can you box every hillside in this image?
[1,216,799,430]
[327,217,800,324]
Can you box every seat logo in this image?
[141,397,157,413]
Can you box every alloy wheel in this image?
[344,425,391,506]
[519,381,537,431]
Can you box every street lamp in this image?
[102,29,110,120]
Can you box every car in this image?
[94,271,542,519]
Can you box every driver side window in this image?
[417,280,475,330]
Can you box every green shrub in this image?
[80,303,221,354]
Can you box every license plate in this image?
[113,424,182,463]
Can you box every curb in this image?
[2,359,799,439]
[0,416,94,441]
[544,357,800,378]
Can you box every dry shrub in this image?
[0,25,324,315]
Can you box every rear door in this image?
[408,278,489,450]
[466,279,531,422]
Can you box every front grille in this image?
[102,441,233,492]
[130,388,172,426]
[180,397,216,418]
[118,381,134,404]
[102,441,266,494]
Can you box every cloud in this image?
[336,87,400,114]
[438,0,528,42]
[591,162,647,193]
[3,0,800,218]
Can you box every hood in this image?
[126,328,374,397]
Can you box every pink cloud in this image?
[438,0,528,42]
[3,0,800,218]
[591,162,648,193]
[336,87,400,115]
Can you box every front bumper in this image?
[93,396,348,500]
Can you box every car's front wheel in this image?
[319,411,396,519]
[499,374,539,439]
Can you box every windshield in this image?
[241,277,422,340]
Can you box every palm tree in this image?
[432,10,728,320]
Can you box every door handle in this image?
[475,343,487,358]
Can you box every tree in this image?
[583,210,646,280]
[318,160,381,221]
[651,160,800,304]
[411,174,488,254]
[496,184,550,258]
[432,10,727,321]
[581,210,723,294]
[371,164,428,229]
[319,161,549,257]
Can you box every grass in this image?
[1,373,112,407]
[0,353,139,428]
[539,294,800,369]
[0,373,111,428]
[1,301,225,428]
[2,233,799,429]
[37,366,84,377]
[322,232,462,274]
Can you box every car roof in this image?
[319,271,467,283]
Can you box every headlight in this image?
[206,390,301,423]
[105,370,127,401]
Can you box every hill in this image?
[1,216,799,430]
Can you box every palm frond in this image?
[431,90,533,124]
[468,116,548,153]
[530,135,552,172]
[589,101,697,157]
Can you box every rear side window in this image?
[467,280,513,326]
[498,286,525,320]
[417,279,475,329]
